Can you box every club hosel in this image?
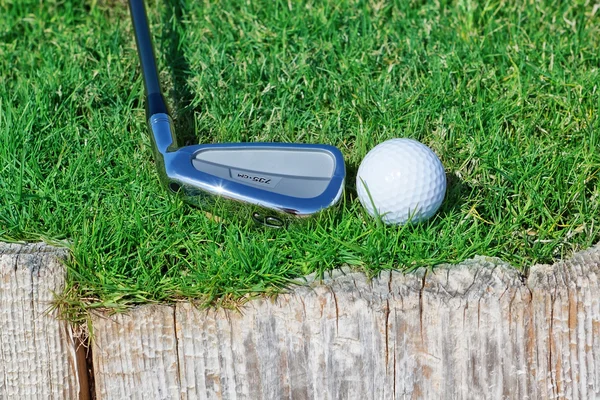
[147,113,179,190]
[148,113,178,154]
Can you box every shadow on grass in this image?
[162,0,197,147]
[436,173,472,220]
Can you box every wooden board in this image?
[528,246,600,399]
[92,305,180,399]
[0,243,84,399]
[91,245,600,399]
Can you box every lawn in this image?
[1,0,599,317]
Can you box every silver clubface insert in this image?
[129,0,345,227]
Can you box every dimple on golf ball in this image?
[356,138,446,225]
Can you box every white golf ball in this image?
[356,138,446,225]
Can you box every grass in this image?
[1,0,599,319]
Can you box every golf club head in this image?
[129,0,345,227]
[149,114,346,227]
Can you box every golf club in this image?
[128,0,346,227]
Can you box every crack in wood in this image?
[549,284,557,398]
[385,271,392,372]
[173,306,182,397]
[419,269,427,344]
[329,286,339,333]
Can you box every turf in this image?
[1,0,599,316]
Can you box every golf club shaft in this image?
[129,0,168,117]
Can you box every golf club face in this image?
[149,114,346,227]
[129,0,346,227]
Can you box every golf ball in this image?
[356,138,446,225]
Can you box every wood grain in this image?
[528,246,600,399]
[93,305,181,399]
[91,245,600,399]
[0,243,83,399]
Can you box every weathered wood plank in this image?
[528,245,600,399]
[0,242,83,399]
[91,245,600,399]
[175,257,532,400]
[92,304,181,399]
[176,270,394,400]
[398,257,534,399]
